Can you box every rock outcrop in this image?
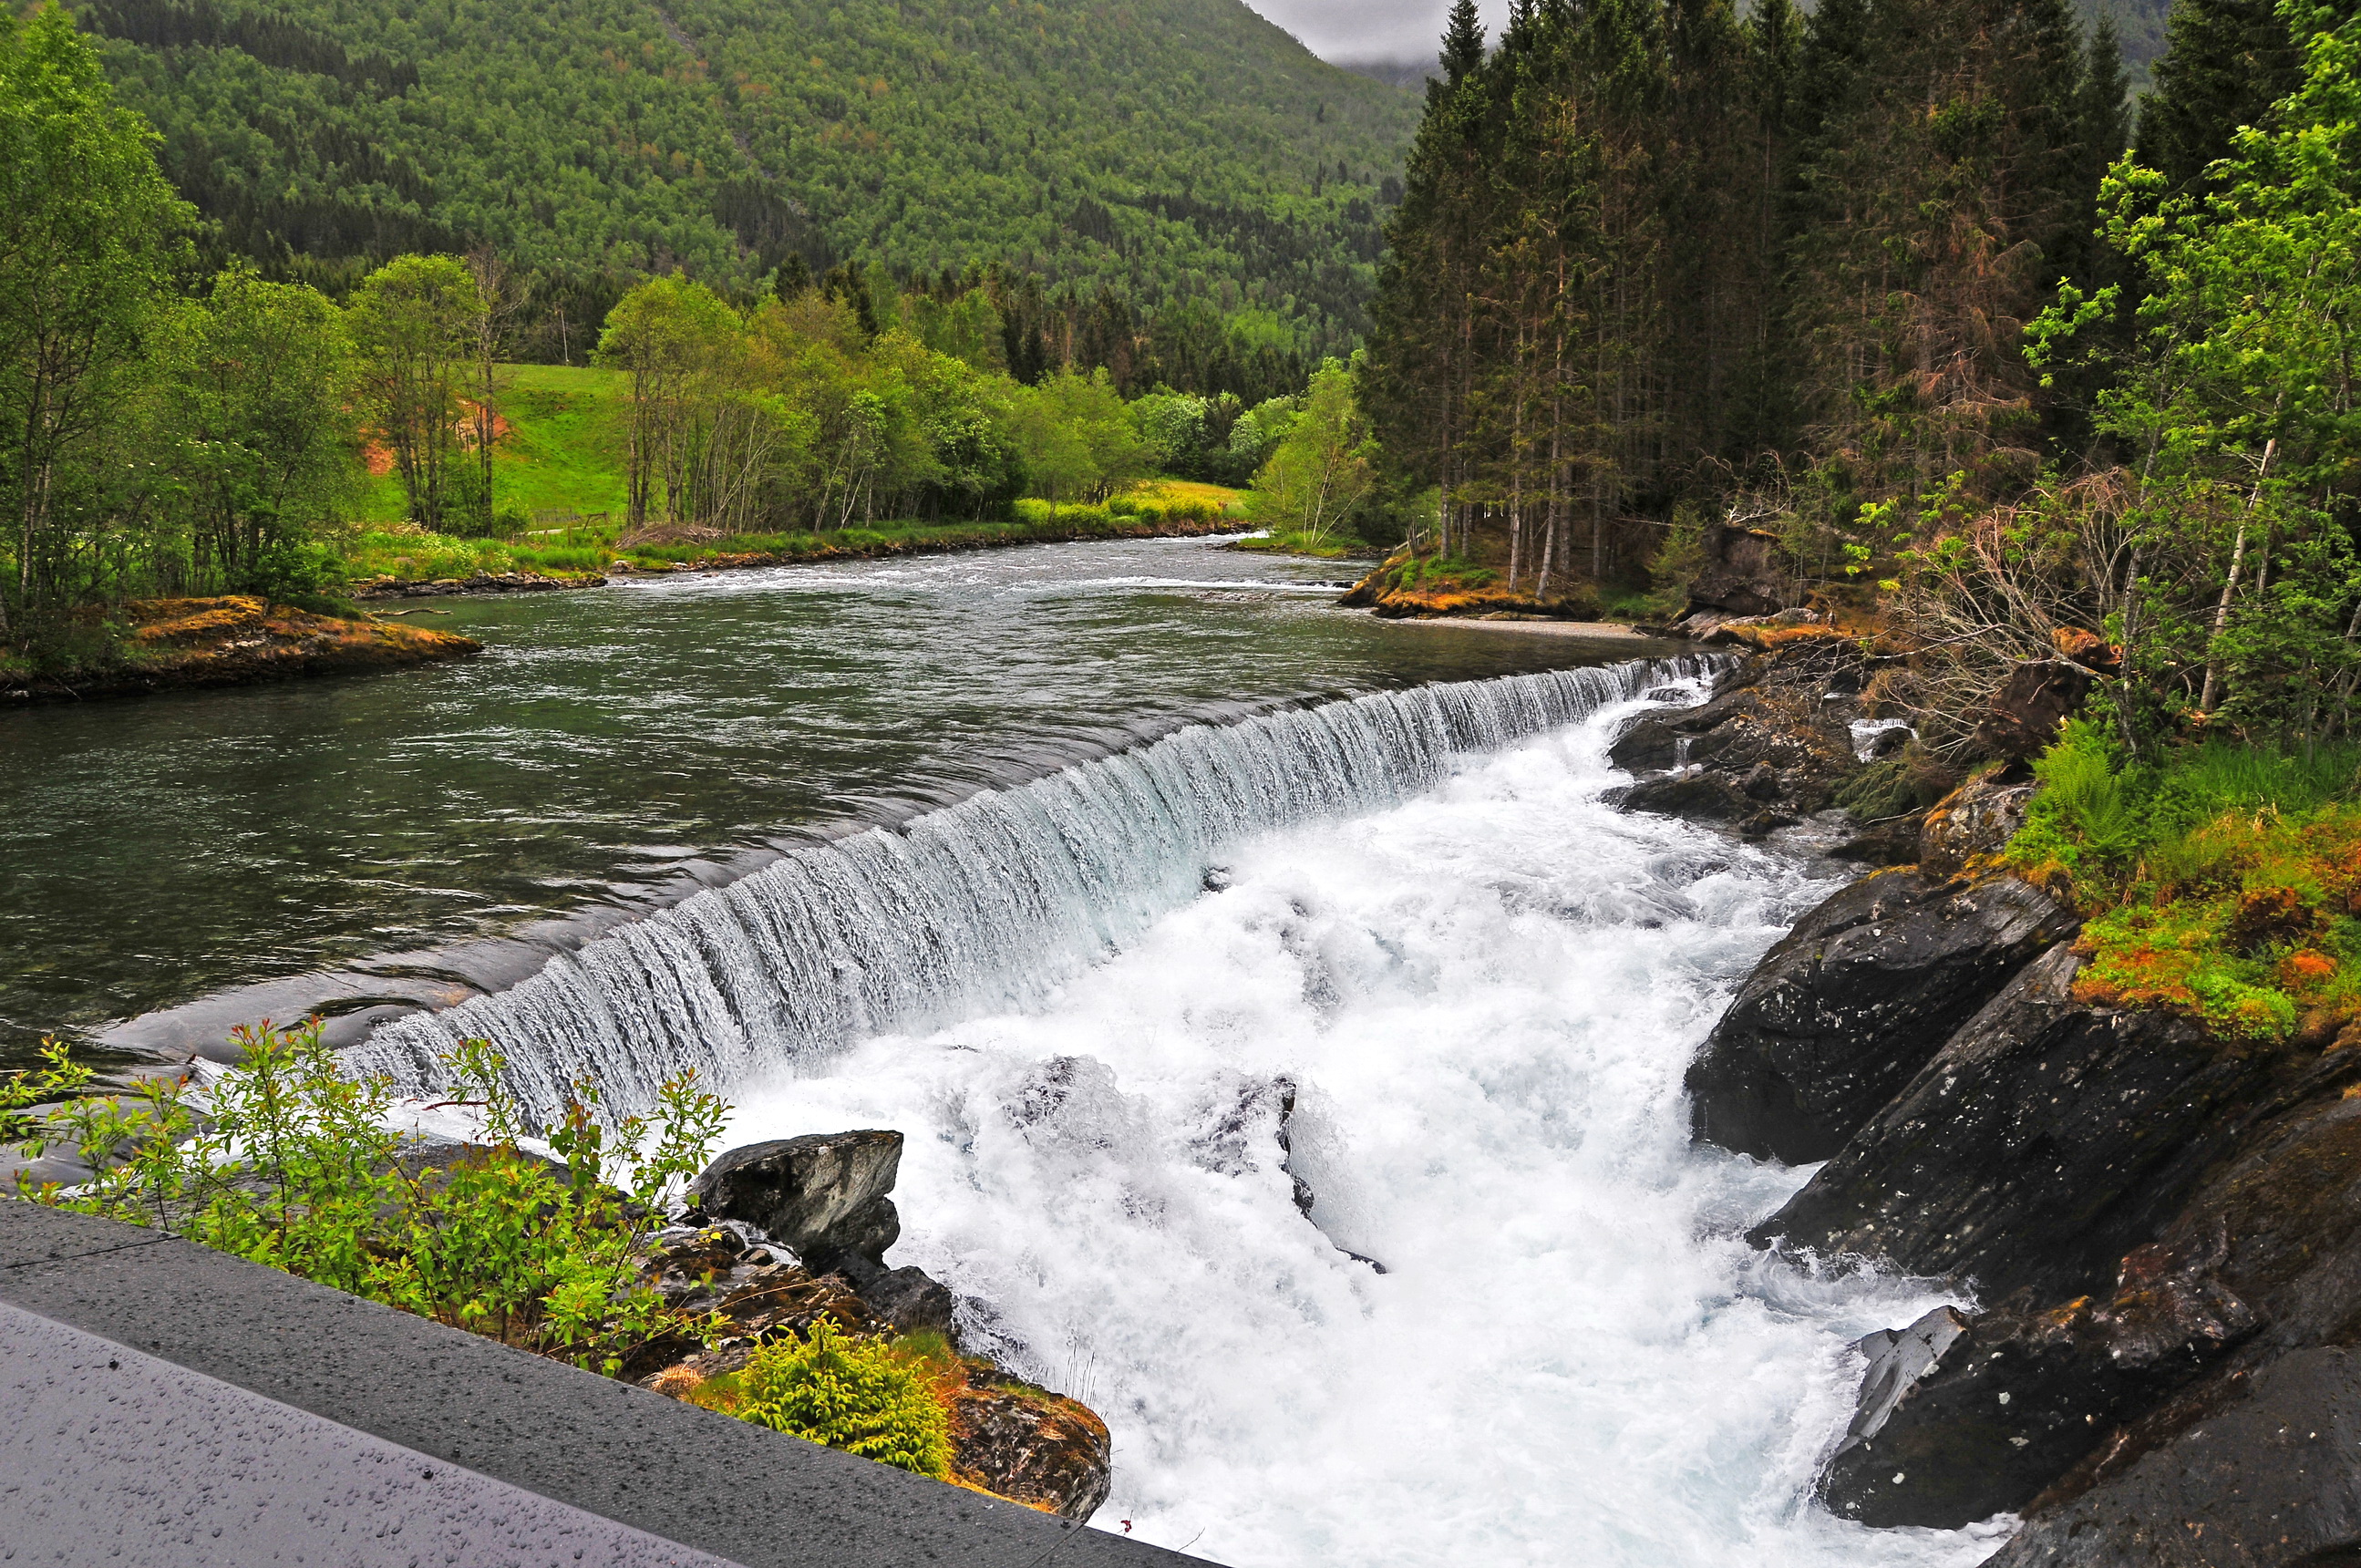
[1686,526,1794,618]
[1821,1236,2260,1526]
[1607,645,1866,832]
[690,1130,904,1276]
[3,595,480,704]
[1917,769,2038,880]
[649,1132,1115,1522]
[1686,870,2078,1163]
[1751,946,2293,1305]
[1984,1347,2361,1567]
[1974,660,2096,760]
[943,1366,1115,1521]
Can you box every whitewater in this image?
[356,661,2002,1568]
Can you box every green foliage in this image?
[6,1020,729,1376]
[1833,741,1960,823]
[2004,718,2361,1042]
[2026,1,2361,752]
[75,0,1418,353]
[702,1317,954,1478]
[1244,358,1372,542]
[0,3,195,634]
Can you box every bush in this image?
[691,1318,954,1477]
[2003,721,2361,1043]
[4,1022,728,1375]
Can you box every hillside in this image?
[75,0,1420,347]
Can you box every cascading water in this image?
[354,658,1717,1119]
[357,656,2003,1568]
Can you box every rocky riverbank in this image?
[1,595,481,705]
[1614,633,2361,1563]
[629,1129,1114,1521]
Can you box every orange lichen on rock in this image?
[5,595,480,703]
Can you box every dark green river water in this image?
[0,538,1664,1069]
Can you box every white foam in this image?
[717,698,1998,1567]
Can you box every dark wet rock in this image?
[1975,660,2097,761]
[1830,817,1924,865]
[1688,872,2079,1164]
[1920,770,2039,880]
[1823,1234,2259,1527]
[1191,1074,1315,1217]
[1618,771,1752,819]
[1751,946,2299,1305]
[946,1366,1114,1522]
[690,1130,903,1274]
[853,1264,958,1340]
[1985,1346,2361,1567]
[1687,526,1793,618]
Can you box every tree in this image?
[348,255,480,533]
[0,3,191,631]
[2138,0,2307,196]
[596,274,741,535]
[1008,368,1152,513]
[1248,359,1372,541]
[2026,0,2361,747]
[157,268,357,592]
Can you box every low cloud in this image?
[1242,0,1501,67]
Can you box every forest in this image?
[68,0,1418,363]
[1359,0,2359,754]
[0,1,1380,660]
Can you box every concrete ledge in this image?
[3,1299,737,1566]
[0,1199,1207,1567]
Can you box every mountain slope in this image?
[77,0,1419,343]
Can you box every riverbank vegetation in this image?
[3,1023,728,1375]
[1356,0,2356,756]
[0,3,1376,676]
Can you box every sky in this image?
[1239,0,1502,64]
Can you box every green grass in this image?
[358,363,631,528]
[2005,720,2361,1043]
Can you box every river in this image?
[0,537,1996,1567]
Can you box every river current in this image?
[2,538,1998,1565]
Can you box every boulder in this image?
[1822,1237,2258,1528]
[690,1130,903,1274]
[1983,1347,2361,1567]
[1919,769,2038,880]
[1687,526,1792,618]
[1750,946,2291,1304]
[1974,660,2097,761]
[856,1264,958,1339]
[946,1366,1114,1522]
[1616,771,1752,819]
[1687,872,2078,1164]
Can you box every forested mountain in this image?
[73,0,1419,354]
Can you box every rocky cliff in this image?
[1623,640,2361,1564]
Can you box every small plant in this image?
[2003,720,2361,1043]
[687,1318,956,1478]
[6,1021,729,1376]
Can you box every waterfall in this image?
[353,657,1717,1119]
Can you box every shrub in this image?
[2003,721,2361,1043]
[693,1318,954,1477]
[4,1022,728,1375]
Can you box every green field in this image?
[349,384,1250,583]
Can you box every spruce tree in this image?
[2136,0,2304,194]
[1440,0,1487,86]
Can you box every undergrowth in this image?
[2004,720,2361,1043]
[683,1319,956,1478]
[3,1022,729,1375]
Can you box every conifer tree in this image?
[2137,0,2305,195]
